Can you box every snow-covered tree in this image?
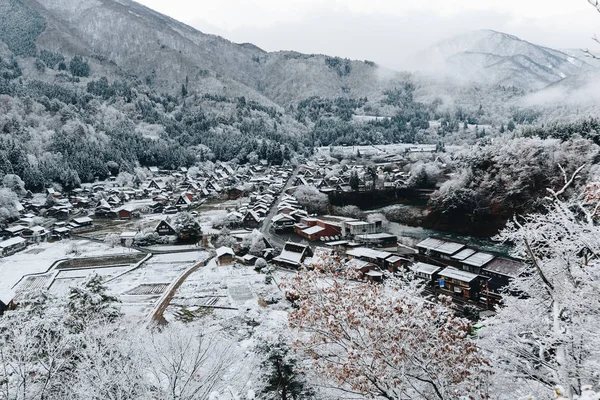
[0,291,77,400]
[104,232,120,248]
[294,185,328,214]
[66,274,122,333]
[141,324,235,400]
[70,325,148,400]
[282,267,491,399]
[2,174,26,196]
[173,212,203,242]
[241,230,266,256]
[366,212,389,230]
[255,335,315,400]
[481,167,600,399]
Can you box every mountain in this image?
[3,0,400,107]
[416,30,593,91]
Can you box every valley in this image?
[0,0,600,399]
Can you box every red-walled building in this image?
[294,218,342,241]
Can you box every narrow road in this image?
[260,167,300,249]
[150,258,209,325]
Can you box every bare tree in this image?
[141,325,236,400]
[584,1,600,59]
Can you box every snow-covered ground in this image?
[109,251,210,321]
[0,239,139,289]
[162,261,293,394]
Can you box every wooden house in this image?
[411,262,443,285]
[271,214,296,231]
[216,246,235,265]
[227,187,244,200]
[243,211,262,228]
[21,226,50,243]
[438,267,481,300]
[72,217,94,233]
[175,194,192,209]
[2,225,26,238]
[155,220,177,236]
[117,206,136,220]
[273,242,313,269]
[0,237,27,257]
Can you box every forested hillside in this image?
[1,0,598,195]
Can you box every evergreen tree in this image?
[349,170,360,191]
[66,274,122,333]
[256,336,315,400]
[507,120,516,132]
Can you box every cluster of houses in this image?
[267,231,521,309]
[411,237,523,306]
[0,213,94,257]
[0,162,295,258]
[294,162,412,193]
[270,193,398,248]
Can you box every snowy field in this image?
[165,259,291,340]
[108,251,210,320]
[0,239,139,290]
[161,260,293,392]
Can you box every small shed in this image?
[216,246,235,265]
[120,231,137,245]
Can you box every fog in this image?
[136,0,599,71]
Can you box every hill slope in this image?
[10,0,395,106]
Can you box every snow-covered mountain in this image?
[417,30,593,91]
[1,0,402,107]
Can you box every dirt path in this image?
[150,258,210,325]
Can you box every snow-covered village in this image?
[2,0,600,399]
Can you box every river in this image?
[388,222,513,257]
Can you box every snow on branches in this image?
[282,266,491,400]
[483,167,600,399]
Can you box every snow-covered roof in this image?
[346,258,374,270]
[25,226,46,233]
[120,232,137,239]
[73,217,93,224]
[0,237,26,248]
[439,267,478,283]
[462,252,495,268]
[216,246,235,257]
[412,262,442,276]
[346,247,391,260]
[416,237,464,255]
[272,214,295,223]
[416,237,446,250]
[434,241,465,255]
[451,248,477,261]
[274,250,303,265]
[483,257,523,277]
[325,240,349,246]
[302,225,325,235]
[4,225,26,234]
[0,287,16,305]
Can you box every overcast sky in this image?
[136,0,599,70]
